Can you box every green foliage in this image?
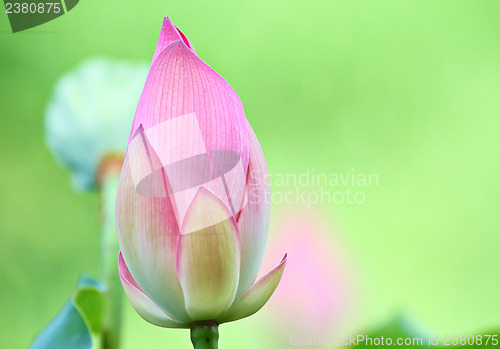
[354,315,500,349]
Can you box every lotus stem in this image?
[98,155,124,349]
[190,321,219,349]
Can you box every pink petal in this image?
[116,127,188,322]
[177,187,240,321]
[217,254,287,323]
[235,123,271,297]
[151,17,196,65]
[118,252,188,328]
[128,40,249,184]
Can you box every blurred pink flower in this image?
[261,210,354,336]
[115,17,286,328]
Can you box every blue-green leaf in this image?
[30,275,105,349]
[352,313,431,348]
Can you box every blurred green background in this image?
[1,0,499,348]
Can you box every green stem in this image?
[190,322,219,349]
[100,174,122,349]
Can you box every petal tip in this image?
[152,17,195,64]
[160,16,175,32]
[216,254,286,324]
[281,253,288,264]
[180,186,236,235]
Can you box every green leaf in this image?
[352,313,431,348]
[73,276,105,334]
[352,314,500,348]
[30,275,105,349]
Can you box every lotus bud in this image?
[115,17,287,340]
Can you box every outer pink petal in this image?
[177,187,240,321]
[116,127,188,322]
[151,17,196,65]
[129,40,249,179]
[235,122,271,297]
[217,254,287,324]
[118,252,188,328]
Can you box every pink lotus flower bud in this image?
[115,17,286,328]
